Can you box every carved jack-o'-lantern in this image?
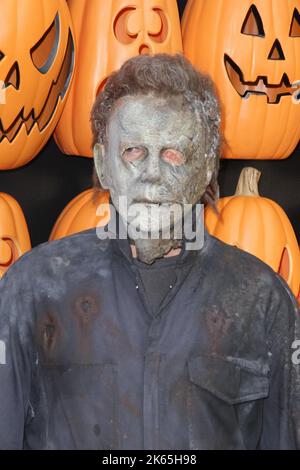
[0,0,75,169]
[54,0,182,157]
[50,189,110,240]
[183,0,300,159]
[0,193,31,278]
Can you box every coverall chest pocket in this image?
[42,363,119,450]
[186,355,270,450]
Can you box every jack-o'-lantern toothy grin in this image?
[224,54,300,104]
[0,15,74,143]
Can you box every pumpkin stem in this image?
[234,167,261,196]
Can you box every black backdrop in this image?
[0,0,299,248]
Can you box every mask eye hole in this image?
[161,149,185,166]
[289,8,300,37]
[122,147,146,162]
[241,5,265,37]
[30,12,60,73]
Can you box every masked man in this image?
[0,54,299,450]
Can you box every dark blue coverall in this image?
[0,227,299,449]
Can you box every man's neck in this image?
[130,244,182,260]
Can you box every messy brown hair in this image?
[91,53,221,207]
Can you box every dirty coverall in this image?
[0,227,299,449]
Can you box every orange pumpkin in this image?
[50,188,110,240]
[0,193,31,278]
[0,0,75,169]
[183,0,300,159]
[205,167,300,296]
[54,0,183,157]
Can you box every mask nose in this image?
[141,154,161,184]
[268,39,285,60]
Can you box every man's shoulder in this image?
[208,233,276,277]
[4,228,112,279]
[207,233,297,305]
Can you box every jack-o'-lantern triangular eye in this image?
[289,8,300,37]
[241,5,265,37]
[0,51,4,61]
[4,62,20,89]
[30,12,60,73]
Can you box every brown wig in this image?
[90,53,222,208]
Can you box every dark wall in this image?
[0,0,299,247]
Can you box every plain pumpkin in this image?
[205,167,300,296]
[54,0,183,157]
[49,188,110,240]
[0,192,31,278]
[183,0,300,159]
[0,0,75,169]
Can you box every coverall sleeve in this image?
[259,275,300,449]
[0,262,34,449]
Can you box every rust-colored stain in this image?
[205,306,232,353]
[73,293,100,327]
[38,311,61,354]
